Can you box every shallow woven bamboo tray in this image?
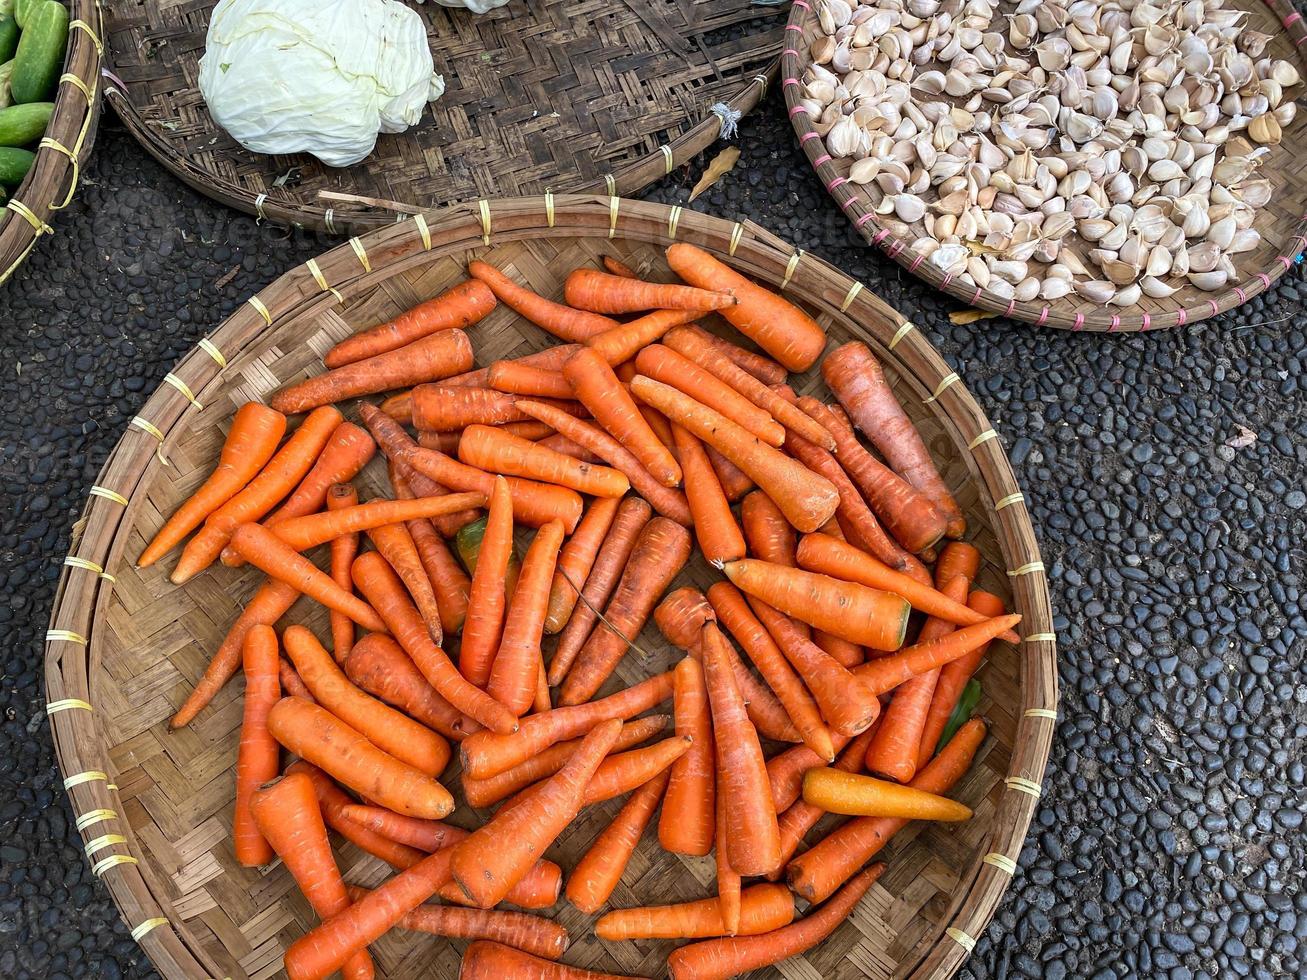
[0,0,103,287]
[782,0,1307,332]
[101,0,783,234]
[46,195,1057,979]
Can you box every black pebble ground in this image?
[2,89,1305,980]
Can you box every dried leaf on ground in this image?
[689,147,740,203]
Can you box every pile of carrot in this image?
[139,245,1020,980]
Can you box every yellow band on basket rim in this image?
[660,144,673,174]
[324,208,337,235]
[131,918,169,943]
[1024,707,1058,719]
[85,834,126,858]
[946,927,976,953]
[89,485,128,506]
[924,372,960,403]
[47,697,93,715]
[8,198,52,234]
[163,373,203,410]
[247,296,272,326]
[754,73,769,97]
[608,196,620,239]
[130,417,170,465]
[840,281,862,312]
[413,213,432,250]
[668,205,682,240]
[253,193,267,220]
[728,222,744,256]
[1007,561,1045,577]
[60,71,93,102]
[1005,776,1043,797]
[994,492,1026,511]
[604,174,616,196]
[39,137,79,210]
[69,18,104,55]
[983,852,1018,875]
[477,199,491,245]
[968,429,997,450]
[349,237,371,273]
[63,769,107,790]
[197,338,227,368]
[781,250,803,289]
[1024,632,1056,643]
[305,258,342,302]
[47,629,87,645]
[76,809,117,832]
[888,321,915,350]
[62,556,105,577]
[544,191,555,228]
[92,854,138,877]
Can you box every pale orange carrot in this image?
[566,768,670,914]
[411,386,534,431]
[658,656,715,856]
[765,734,855,814]
[803,768,973,820]
[545,496,620,634]
[326,484,359,662]
[469,259,618,341]
[596,884,795,941]
[490,520,567,716]
[326,280,497,367]
[585,309,700,365]
[343,633,469,740]
[636,344,785,446]
[459,424,630,498]
[232,625,281,867]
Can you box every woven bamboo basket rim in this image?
[100,0,784,236]
[47,195,1057,980]
[781,0,1307,332]
[0,0,103,288]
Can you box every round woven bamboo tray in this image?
[100,0,783,235]
[782,0,1307,332]
[0,0,103,287]
[46,195,1057,980]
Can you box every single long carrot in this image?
[705,445,754,502]
[803,768,973,820]
[585,309,700,365]
[602,255,640,278]
[565,268,737,313]
[263,422,376,526]
[490,520,567,716]
[852,613,1021,696]
[665,243,826,372]
[290,761,426,870]
[248,773,374,980]
[536,432,600,464]
[368,522,445,645]
[139,402,286,567]
[487,361,575,399]
[279,658,316,703]
[343,633,469,740]
[722,560,909,651]
[351,551,518,734]
[681,324,786,386]
[326,280,497,368]
[459,672,674,779]
[390,462,472,635]
[714,782,741,936]
[566,769,670,914]
[326,484,359,662]
[459,424,629,498]
[738,489,809,642]
[514,399,691,526]
[579,736,691,806]
[636,345,785,446]
[283,625,450,775]
[232,625,280,867]
[228,523,387,632]
[272,330,474,414]
[169,577,300,728]
[392,455,484,537]
[658,656,715,856]
[596,884,794,941]
[411,386,532,432]
[559,517,692,705]
[822,341,964,538]
[672,425,745,566]
[813,631,864,668]
[460,476,514,688]
[668,865,886,980]
[428,345,581,397]
[786,719,986,904]
[459,942,648,980]
[452,719,622,907]
[548,496,652,686]
[630,377,837,533]
[564,347,682,488]
[171,406,343,583]
[545,496,620,634]
[469,260,618,341]
[918,589,1005,767]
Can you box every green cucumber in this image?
[0,16,18,65]
[13,0,37,29]
[10,1,67,105]
[0,144,34,185]
[0,101,52,145]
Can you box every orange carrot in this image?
[545,496,620,634]
[489,520,567,715]
[596,884,794,941]
[283,625,450,775]
[368,521,444,644]
[326,280,497,368]
[343,633,469,740]
[535,432,600,464]
[139,402,286,567]
[739,489,809,641]
[636,345,785,446]
[585,309,700,365]
[469,259,618,341]
[786,719,985,904]
[701,622,782,877]
[548,496,652,686]
[267,697,454,819]
[722,560,909,650]
[290,761,427,870]
[352,550,519,734]
[803,768,972,820]
[460,476,515,688]
[169,577,300,729]
[514,399,692,526]
[171,406,343,583]
[279,658,315,703]
[262,422,376,527]
[579,736,691,807]
[566,769,670,914]
[564,347,682,488]
[248,773,374,980]
[228,523,387,632]
[665,243,826,372]
[421,346,581,399]
[459,942,648,980]
[630,376,838,533]
[559,517,692,705]
[232,625,280,867]
[670,425,745,567]
[668,864,886,980]
[272,330,474,414]
[704,445,753,502]
[602,255,640,278]
[714,779,740,936]
[565,268,737,313]
[392,455,484,537]
[812,631,864,668]
[822,342,964,538]
[488,360,575,399]
[681,324,787,386]
[460,424,629,498]
[852,614,1021,696]
[765,735,855,814]
[452,719,622,907]
[390,462,472,635]
[459,672,674,779]
[326,484,359,662]
[658,656,715,856]
[419,429,462,455]
[411,386,569,432]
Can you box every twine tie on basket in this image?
[247,296,273,326]
[544,191,555,228]
[968,429,997,450]
[888,321,915,350]
[709,102,742,139]
[89,485,129,506]
[840,281,862,311]
[47,698,93,715]
[131,918,168,943]
[163,373,203,410]
[994,492,1025,511]
[63,555,115,583]
[305,259,342,303]
[40,138,80,210]
[130,416,170,466]
[781,250,803,289]
[413,213,432,250]
[1025,708,1058,720]
[478,200,492,245]
[197,339,227,368]
[1005,776,1043,798]
[76,809,117,832]
[350,237,372,273]
[254,193,267,221]
[946,927,977,953]
[983,852,1018,876]
[1024,633,1055,644]
[608,197,621,239]
[47,629,87,645]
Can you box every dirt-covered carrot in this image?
[585,309,700,366]
[393,456,484,537]
[668,864,885,980]
[514,400,691,526]
[596,884,794,941]
[489,520,567,715]
[545,496,620,634]
[672,424,745,566]
[681,324,787,386]
[139,403,287,567]
[279,658,315,703]
[273,330,474,414]
[803,768,972,820]
[704,445,754,502]
[460,942,647,980]
[290,761,426,869]
[232,625,280,867]
[714,785,741,936]
[248,773,374,980]
[566,768,670,914]
[344,633,469,740]
[170,578,300,729]
[171,406,343,583]
[352,551,518,734]
[459,424,629,498]
[852,613,1020,696]
[459,671,674,779]
[326,280,497,368]
[822,342,964,538]
[565,268,737,313]
[722,560,909,650]
[469,259,618,341]
[918,588,1005,767]
[459,476,514,688]
[559,517,692,705]
[368,521,444,644]
[324,485,360,662]
[636,345,785,446]
[283,625,450,775]
[262,422,376,527]
[658,656,715,856]
[631,377,838,533]
[665,243,826,372]
[390,462,471,635]
[564,347,682,487]
[487,360,574,399]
